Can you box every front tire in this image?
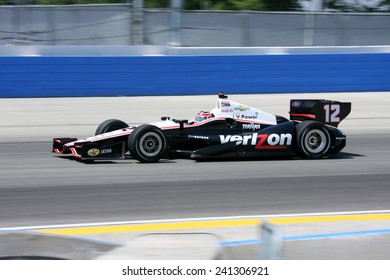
[95,119,128,135]
[128,125,166,163]
[296,121,331,159]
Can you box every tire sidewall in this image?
[128,125,166,163]
[95,119,128,135]
[296,121,331,159]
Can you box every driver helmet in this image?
[194,111,212,122]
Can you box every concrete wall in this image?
[1,52,389,97]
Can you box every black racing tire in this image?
[296,121,331,159]
[95,119,128,135]
[128,125,166,163]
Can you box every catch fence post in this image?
[170,0,182,46]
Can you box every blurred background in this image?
[1,0,390,46]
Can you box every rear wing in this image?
[290,99,351,127]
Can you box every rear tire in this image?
[95,119,128,135]
[128,125,166,163]
[296,121,331,159]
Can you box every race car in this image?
[52,93,351,163]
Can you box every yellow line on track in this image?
[34,214,390,236]
[35,219,260,235]
[268,213,390,224]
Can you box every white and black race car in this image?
[53,93,351,163]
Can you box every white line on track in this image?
[1,209,390,231]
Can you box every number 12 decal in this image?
[324,104,340,123]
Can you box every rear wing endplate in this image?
[290,99,351,127]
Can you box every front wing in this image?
[53,138,126,160]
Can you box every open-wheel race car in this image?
[53,93,351,163]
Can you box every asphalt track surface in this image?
[0,92,389,228]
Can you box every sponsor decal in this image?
[242,123,261,130]
[234,105,250,111]
[221,109,233,113]
[87,148,100,157]
[101,148,112,154]
[235,114,258,120]
[221,101,230,107]
[291,100,302,108]
[219,133,292,149]
[188,135,209,140]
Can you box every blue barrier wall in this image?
[0,53,389,97]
